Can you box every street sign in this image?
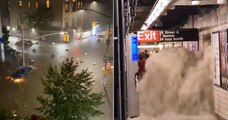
[131,36,138,61]
[0,38,4,43]
[160,29,199,42]
[137,28,199,43]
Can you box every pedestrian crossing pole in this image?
[0,11,5,62]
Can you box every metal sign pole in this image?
[0,11,5,62]
[22,26,25,66]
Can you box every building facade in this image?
[0,0,10,26]
[3,0,112,32]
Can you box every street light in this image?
[81,2,113,87]
[82,7,112,56]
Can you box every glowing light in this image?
[13,78,25,83]
[138,44,163,49]
[60,31,65,35]
[141,0,173,30]
[192,0,201,5]
[32,28,35,32]
[7,26,10,30]
[12,27,16,31]
[92,27,96,35]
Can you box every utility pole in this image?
[0,8,5,62]
[21,26,25,66]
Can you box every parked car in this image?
[15,40,33,47]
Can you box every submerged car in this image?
[96,35,105,42]
[6,65,35,83]
[15,40,33,47]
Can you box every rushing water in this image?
[135,46,218,120]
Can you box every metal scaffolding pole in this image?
[22,26,25,66]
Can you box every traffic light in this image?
[63,33,69,42]
[91,21,98,27]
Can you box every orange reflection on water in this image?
[13,78,25,83]
[5,76,25,83]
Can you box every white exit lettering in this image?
[137,31,160,43]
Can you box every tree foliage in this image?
[2,25,10,46]
[20,7,54,29]
[36,58,104,120]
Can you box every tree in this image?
[1,25,10,46]
[20,7,54,29]
[36,58,104,120]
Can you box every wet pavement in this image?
[0,34,113,119]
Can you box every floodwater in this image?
[135,46,218,120]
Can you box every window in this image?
[72,0,76,12]
[77,1,80,10]
[64,0,70,12]
[46,0,50,8]
[19,0,22,7]
[28,2,31,8]
[35,1,39,8]
[80,2,83,8]
[77,1,83,10]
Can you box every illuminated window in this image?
[72,0,76,12]
[80,2,83,8]
[65,0,69,12]
[46,0,50,8]
[19,0,22,7]
[35,1,39,8]
[77,2,80,9]
[77,1,83,10]
[28,2,31,8]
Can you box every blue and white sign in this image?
[0,38,4,43]
[131,36,138,61]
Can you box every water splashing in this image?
[135,46,217,120]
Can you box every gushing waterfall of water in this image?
[135,46,217,120]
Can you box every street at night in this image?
[0,34,113,119]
